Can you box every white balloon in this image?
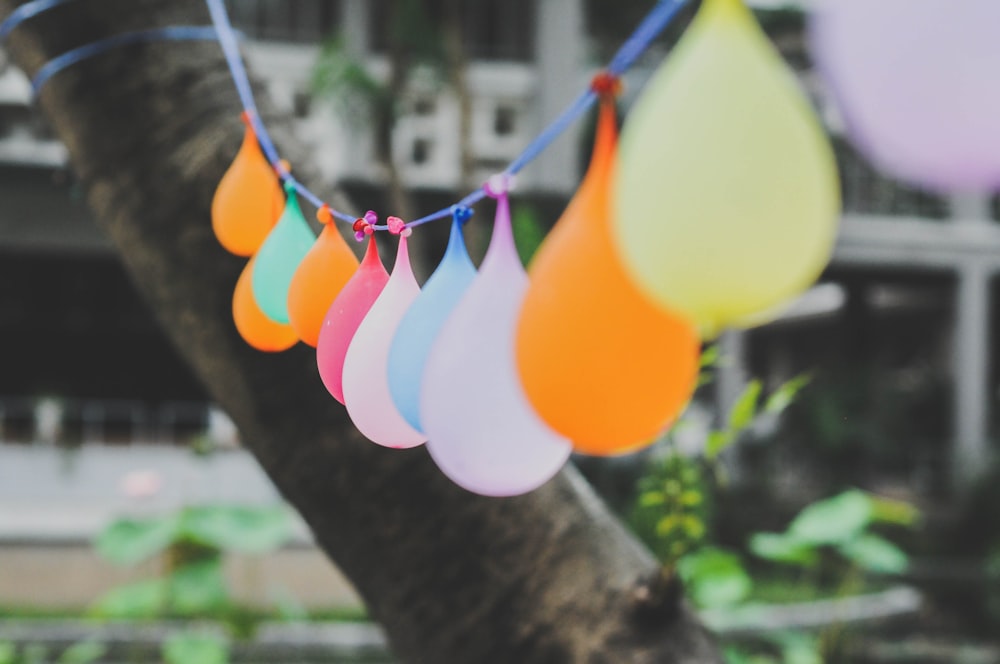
[343,237,427,449]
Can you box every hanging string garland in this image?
[1,0,849,497]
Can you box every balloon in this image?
[613,0,840,338]
[252,184,317,324]
[387,211,477,432]
[516,100,700,455]
[232,256,298,352]
[810,0,1000,191]
[422,191,571,497]
[342,236,427,449]
[287,220,360,347]
[316,236,389,404]
[211,115,284,256]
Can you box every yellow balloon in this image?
[613,0,840,338]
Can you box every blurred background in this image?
[1,1,998,662]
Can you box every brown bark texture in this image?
[0,1,722,662]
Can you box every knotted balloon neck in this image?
[393,234,412,273]
[590,71,622,101]
[360,234,382,265]
[353,210,379,241]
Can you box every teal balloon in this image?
[388,214,476,432]
[252,186,316,324]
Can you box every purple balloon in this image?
[810,0,1000,191]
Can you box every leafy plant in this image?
[750,489,917,576]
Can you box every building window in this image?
[411,138,432,165]
[225,0,341,43]
[493,105,517,137]
[369,0,535,62]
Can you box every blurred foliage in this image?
[88,503,296,662]
[630,351,920,663]
[511,204,546,264]
[163,632,230,664]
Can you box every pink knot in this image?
[385,217,412,237]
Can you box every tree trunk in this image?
[0,1,722,662]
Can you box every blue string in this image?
[13,0,688,231]
[0,0,76,42]
[32,26,223,94]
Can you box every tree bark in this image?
[0,1,722,662]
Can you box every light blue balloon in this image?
[388,213,477,432]
[251,185,316,324]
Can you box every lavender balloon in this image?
[811,0,1000,191]
[421,189,571,497]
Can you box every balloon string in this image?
[5,0,689,230]
[30,26,224,94]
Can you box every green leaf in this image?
[94,515,179,565]
[180,505,292,554]
[167,559,229,615]
[728,380,763,432]
[678,547,752,609]
[638,490,666,507]
[0,641,15,664]
[58,641,107,664]
[763,374,811,415]
[788,490,872,546]
[749,533,818,567]
[91,578,167,619]
[700,346,721,369]
[837,534,908,574]
[706,430,734,459]
[869,495,921,527]
[163,632,229,664]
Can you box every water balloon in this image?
[810,0,1000,191]
[387,209,477,432]
[342,235,427,448]
[252,183,316,324]
[422,190,571,497]
[211,114,284,256]
[613,0,840,337]
[517,99,700,455]
[232,256,298,352]
[287,208,360,347]
[316,236,389,404]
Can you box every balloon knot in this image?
[317,204,334,225]
[484,174,515,198]
[353,217,372,242]
[451,205,474,225]
[364,210,379,226]
[387,216,411,237]
[590,71,622,99]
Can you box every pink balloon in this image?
[810,0,1000,191]
[421,191,571,497]
[316,237,389,404]
[342,236,427,449]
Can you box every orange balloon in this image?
[287,222,360,347]
[212,117,284,256]
[515,99,701,456]
[233,256,299,352]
